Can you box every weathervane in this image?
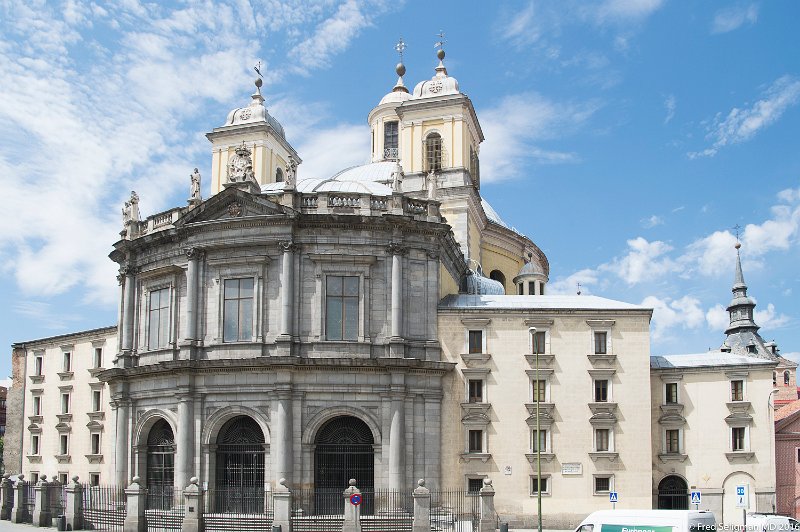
[434,30,446,50]
[577,282,582,296]
[254,61,263,79]
[733,223,742,242]
[395,38,406,62]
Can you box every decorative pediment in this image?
[525,403,555,416]
[526,412,555,428]
[175,187,287,226]
[86,420,104,431]
[589,402,618,415]
[658,412,686,426]
[55,422,72,433]
[727,401,751,414]
[725,412,753,426]
[589,411,617,427]
[726,451,755,463]
[525,453,556,463]
[461,411,491,426]
[461,403,492,416]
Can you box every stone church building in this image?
[4,49,783,527]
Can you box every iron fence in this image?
[48,481,66,523]
[24,482,35,523]
[429,490,481,532]
[82,484,126,531]
[204,486,272,532]
[145,488,184,531]
[291,489,343,532]
[360,489,413,532]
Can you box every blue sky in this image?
[1,0,799,381]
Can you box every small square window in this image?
[532,331,546,355]
[468,330,483,354]
[594,380,609,402]
[594,476,611,494]
[530,476,550,495]
[595,429,610,452]
[467,478,484,493]
[665,382,678,404]
[90,473,100,487]
[58,473,68,485]
[666,429,680,453]
[731,380,744,402]
[732,427,746,451]
[594,332,607,354]
[468,380,484,403]
[468,430,483,453]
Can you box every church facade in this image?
[4,49,782,527]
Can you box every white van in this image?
[745,513,800,532]
[576,510,718,532]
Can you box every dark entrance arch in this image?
[658,475,689,510]
[214,416,266,513]
[489,270,506,293]
[146,419,175,508]
[314,416,374,513]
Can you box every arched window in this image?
[424,133,442,172]
[489,270,506,293]
[785,371,791,386]
[275,167,284,182]
[147,419,175,508]
[384,121,399,160]
[213,416,266,513]
[657,475,688,510]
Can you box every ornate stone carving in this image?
[118,265,138,277]
[386,242,407,255]
[184,247,204,260]
[227,202,243,217]
[227,144,256,183]
[284,155,298,189]
[122,191,140,226]
[278,240,299,253]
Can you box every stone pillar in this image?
[273,388,293,485]
[32,475,50,527]
[272,478,292,532]
[342,479,362,532]
[120,266,136,359]
[176,395,194,491]
[11,476,27,523]
[1,474,14,520]
[182,477,203,532]
[65,476,83,531]
[478,479,496,532]
[412,479,430,532]
[114,397,131,488]
[124,477,147,532]
[387,243,405,358]
[388,375,406,492]
[278,241,297,340]
[185,248,200,342]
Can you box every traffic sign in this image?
[349,493,362,506]
[609,491,619,503]
[735,485,749,509]
[690,491,701,505]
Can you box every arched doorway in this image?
[489,270,506,293]
[214,416,266,513]
[314,416,374,514]
[146,419,175,508]
[658,475,689,510]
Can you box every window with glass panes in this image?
[531,429,547,452]
[595,429,610,451]
[594,332,608,354]
[532,331,546,354]
[467,478,484,493]
[532,379,546,402]
[594,380,609,402]
[665,382,678,404]
[425,133,442,171]
[732,427,746,451]
[60,434,69,455]
[91,433,101,454]
[63,352,71,372]
[33,396,41,416]
[92,390,101,412]
[31,435,40,455]
[61,393,70,414]
[384,122,398,157]
[468,330,483,354]
[148,287,170,349]
[35,356,43,375]
[528,281,536,295]
[595,477,611,493]
[94,347,103,368]
[223,278,254,342]
[468,430,483,453]
[326,276,359,340]
[530,476,549,494]
[666,429,680,453]
[468,380,484,403]
[731,380,744,401]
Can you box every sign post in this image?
[735,484,749,525]
[690,491,701,509]
[609,491,619,510]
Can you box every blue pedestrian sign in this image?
[609,492,619,503]
[691,491,701,505]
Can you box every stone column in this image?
[412,479,431,532]
[272,384,293,485]
[342,480,362,532]
[114,397,131,488]
[32,475,50,527]
[387,243,406,358]
[0,474,13,520]
[272,478,292,532]
[185,248,200,342]
[120,266,137,361]
[478,479,496,532]
[64,476,83,531]
[277,241,297,355]
[123,477,147,532]
[11,476,27,523]
[181,477,203,532]
[176,394,194,491]
[388,390,405,492]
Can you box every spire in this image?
[434,31,447,77]
[723,241,766,356]
[393,38,409,93]
[733,241,746,292]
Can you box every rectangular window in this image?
[532,331,546,354]
[594,332,608,354]
[531,429,547,452]
[594,476,611,494]
[425,134,442,172]
[384,121,398,159]
[532,379,547,402]
[666,429,680,453]
[731,380,744,401]
[31,473,39,484]
[33,396,41,416]
[326,276,359,341]
[223,277,255,342]
[58,473,68,485]
[530,476,549,495]
[528,281,536,295]
[148,287,171,349]
[797,448,800,463]
[595,429,610,452]
[665,382,678,404]
[468,330,483,354]
[94,348,103,368]
[63,352,71,372]
[468,380,484,403]
[90,473,100,487]
[35,356,43,376]
[540,283,545,295]
[468,430,483,453]
[467,478,484,494]
[594,380,609,402]
[61,393,70,414]
[91,433,101,455]
[31,435,40,455]
[518,284,524,295]
[92,390,102,412]
[732,427,746,451]
[60,434,69,455]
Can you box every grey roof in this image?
[261,161,395,196]
[439,294,650,311]
[650,352,776,369]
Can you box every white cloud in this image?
[594,0,665,23]
[548,268,600,295]
[643,295,705,341]
[711,4,759,34]
[754,303,791,331]
[690,76,800,158]
[602,237,678,285]
[295,124,370,180]
[706,304,729,332]
[642,215,664,228]
[664,94,676,124]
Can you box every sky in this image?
[1,0,799,381]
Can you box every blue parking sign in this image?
[736,486,745,496]
[609,492,619,503]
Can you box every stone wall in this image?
[3,346,27,474]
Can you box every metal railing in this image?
[429,490,481,532]
[24,483,35,523]
[291,489,343,532]
[204,486,272,532]
[47,481,66,522]
[360,489,413,531]
[383,147,400,160]
[82,484,126,531]
[146,488,184,531]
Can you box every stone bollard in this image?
[342,479,362,532]
[478,478,496,532]
[123,476,147,532]
[11,475,28,523]
[0,474,13,520]
[412,479,431,532]
[33,474,51,527]
[272,478,292,532]
[65,476,84,531]
[182,477,203,532]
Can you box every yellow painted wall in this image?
[468,216,482,266]
[481,243,525,293]
[439,263,460,299]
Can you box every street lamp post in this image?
[529,326,542,532]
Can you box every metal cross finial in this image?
[577,282,582,296]
[434,30,446,50]
[395,37,406,62]
[733,223,742,242]
[254,61,263,79]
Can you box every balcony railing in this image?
[383,147,399,160]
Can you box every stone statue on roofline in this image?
[426,169,439,200]
[122,191,140,226]
[391,163,403,193]
[189,168,202,202]
[284,155,298,190]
